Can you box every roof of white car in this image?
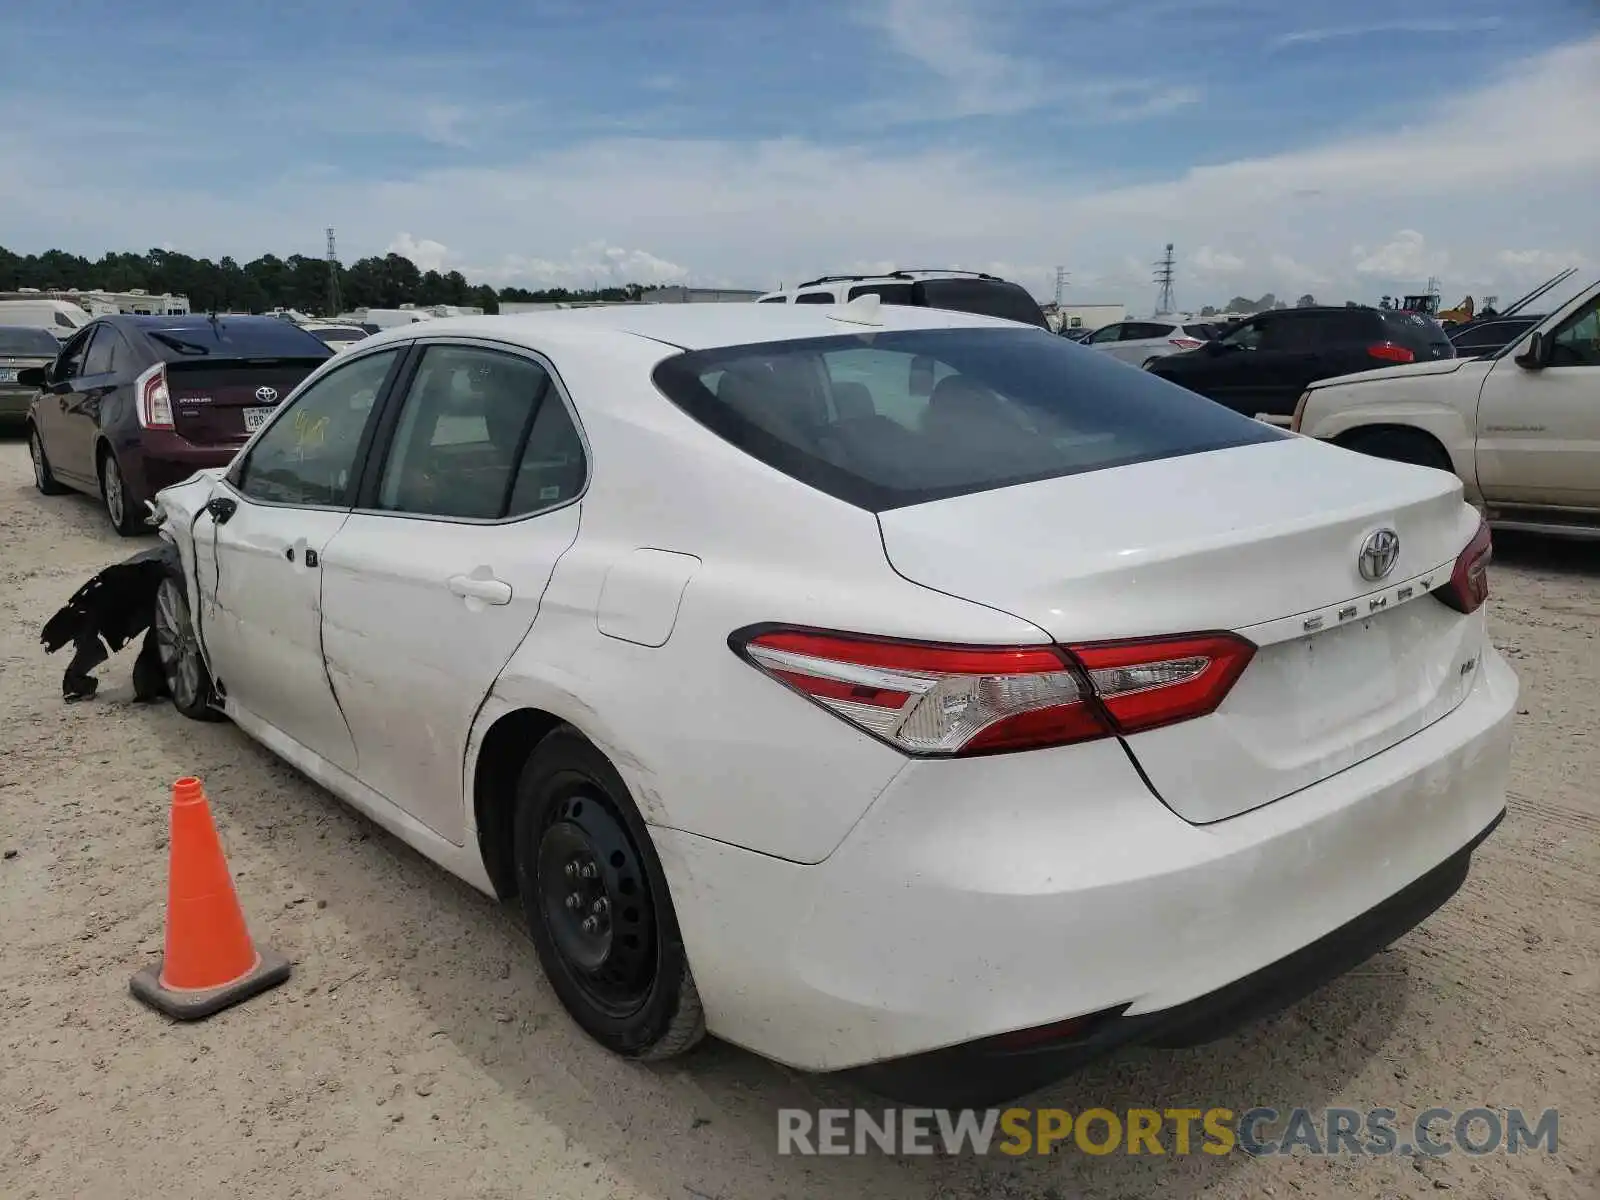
[356,300,1023,354]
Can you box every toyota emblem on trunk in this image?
[1358,529,1400,581]
[255,386,278,403]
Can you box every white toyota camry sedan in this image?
[145,297,1516,1104]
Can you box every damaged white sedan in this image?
[121,300,1515,1104]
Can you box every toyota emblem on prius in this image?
[1358,528,1400,581]
[255,386,278,403]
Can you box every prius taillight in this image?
[732,627,1255,756]
[134,364,174,430]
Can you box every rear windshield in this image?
[651,327,1285,511]
[309,326,368,343]
[141,319,334,361]
[913,279,1048,328]
[1380,310,1455,356]
[1183,323,1220,340]
[0,326,62,355]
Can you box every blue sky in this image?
[2,0,1597,308]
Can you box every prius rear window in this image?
[652,327,1285,511]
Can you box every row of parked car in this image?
[10,266,1600,542]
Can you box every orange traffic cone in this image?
[130,776,290,1019]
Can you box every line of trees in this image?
[0,245,660,316]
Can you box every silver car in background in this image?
[1083,318,1220,368]
[0,325,60,426]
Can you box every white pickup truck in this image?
[1293,276,1600,538]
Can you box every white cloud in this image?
[1269,253,1331,289]
[863,0,1052,118]
[1353,230,1447,279]
[856,0,1199,123]
[0,36,1595,307]
[386,233,450,273]
[465,241,687,289]
[1272,17,1503,50]
[1191,246,1246,274]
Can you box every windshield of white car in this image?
[652,327,1286,511]
[0,326,62,355]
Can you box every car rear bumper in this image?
[122,430,246,498]
[0,387,34,420]
[654,645,1516,1091]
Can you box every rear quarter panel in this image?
[471,333,1055,865]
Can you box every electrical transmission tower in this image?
[1054,265,1069,307]
[326,227,343,317]
[1153,243,1176,316]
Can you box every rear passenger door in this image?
[317,339,587,845]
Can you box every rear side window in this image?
[848,283,917,305]
[913,279,1047,328]
[758,296,788,304]
[373,345,584,521]
[143,319,335,362]
[794,291,835,304]
[83,326,120,375]
[651,327,1284,511]
[0,326,62,355]
[1271,312,1375,349]
[1123,322,1177,340]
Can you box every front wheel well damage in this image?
[473,707,566,899]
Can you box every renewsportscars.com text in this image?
[777,1106,1560,1157]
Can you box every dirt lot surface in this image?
[0,435,1594,1200]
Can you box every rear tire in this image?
[99,449,148,537]
[512,727,705,1061]
[1340,427,1454,474]
[28,426,68,495]
[152,575,225,721]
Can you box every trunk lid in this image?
[876,436,1486,822]
[165,359,325,444]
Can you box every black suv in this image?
[1147,307,1455,419]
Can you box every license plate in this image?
[0,369,17,383]
[243,406,275,432]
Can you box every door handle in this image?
[448,574,512,605]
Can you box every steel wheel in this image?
[512,727,704,1060]
[535,786,657,1017]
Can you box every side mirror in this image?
[909,355,936,397]
[1204,340,1229,355]
[1514,331,1550,371]
[16,366,47,388]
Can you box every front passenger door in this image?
[36,328,96,484]
[199,347,404,771]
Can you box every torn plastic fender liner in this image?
[40,542,183,703]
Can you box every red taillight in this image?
[1436,515,1492,614]
[1168,337,1204,350]
[734,627,1256,756]
[1367,341,1416,365]
[135,363,174,430]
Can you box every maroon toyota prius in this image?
[24,314,332,535]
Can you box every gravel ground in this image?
[1,434,1594,1200]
